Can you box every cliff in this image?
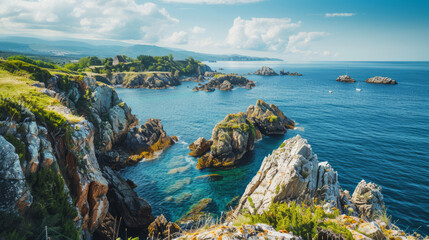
[0,59,175,239]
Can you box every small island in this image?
[366,76,398,84]
[254,66,278,76]
[336,74,356,83]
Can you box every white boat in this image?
[329,90,333,93]
[356,88,361,91]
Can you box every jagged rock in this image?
[204,71,216,78]
[124,119,175,164]
[351,180,385,219]
[254,66,278,76]
[93,212,116,240]
[336,75,355,83]
[188,137,212,157]
[194,74,255,92]
[0,121,16,135]
[220,80,233,91]
[197,113,256,170]
[234,135,342,215]
[23,120,40,173]
[64,120,109,232]
[365,76,397,84]
[148,214,181,240]
[197,64,213,76]
[38,126,55,168]
[103,166,154,228]
[245,99,294,136]
[0,135,33,214]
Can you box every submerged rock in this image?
[336,75,355,83]
[234,135,342,215]
[365,76,397,84]
[254,66,278,76]
[188,137,212,157]
[245,99,295,136]
[177,198,213,224]
[194,174,223,181]
[197,113,256,170]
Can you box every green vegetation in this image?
[280,142,286,148]
[4,134,26,164]
[216,113,257,139]
[0,168,80,240]
[267,115,278,123]
[244,201,353,240]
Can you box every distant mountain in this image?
[0,36,281,61]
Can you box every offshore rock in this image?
[254,66,278,76]
[197,113,256,169]
[103,166,154,228]
[124,119,176,164]
[148,214,181,240]
[365,76,397,84]
[188,137,212,157]
[234,135,342,215]
[245,99,294,136]
[194,74,255,92]
[0,135,33,214]
[219,80,233,91]
[336,75,355,83]
[351,180,385,219]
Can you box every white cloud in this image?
[286,32,332,57]
[191,26,206,34]
[0,0,179,42]
[325,13,356,17]
[161,0,263,4]
[226,17,300,51]
[164,31,189,44]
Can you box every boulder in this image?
[365,76,397,84]
[254,66,278,76]
[148,214,181,240]
[245,99,294,136]
[0,135,33,214]
[220,80,233,91]
[197,113,256,169]
[336,75,355,83]
[188,137,212,157]
[234,135,342,215]
[351,180,385,219]
[102,166,154,228]
[357,222,384,239]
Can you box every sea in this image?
[116,61,429,235]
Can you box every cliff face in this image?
[0,66,175,238]
[108,72,181,89]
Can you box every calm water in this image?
[117,61,429,235]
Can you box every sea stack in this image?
[365,76,397,84]
[336,75,355,83]
[254,66,278,76]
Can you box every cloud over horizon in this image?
[325,13,356,17]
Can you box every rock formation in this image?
[280,70,303,76]
[234,135,342,215]
[245,99,295,136]
[365,76,397,84]
[148,214,181,240]
[188,137,212,157]
[351,180,385,219]
[336,75,355,83]
[254,66,278,76]
[196,113,256,169]
[193,74,255,92]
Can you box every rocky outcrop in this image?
[148,214,181,240]
[280,70,302,76]
[193,74,255,92]
[336,75,355,83]
[245,99,294,136]
[106,72,181,89]
[197,113,256,170]
[124,119,176,165]
[351,180,385,219]
[176,223,299,240]
[103,166,154,228]
[234,135,342,215]
[0,135,33,214]
[188,137,212,157]
[365,76,397,84]
[197,65,213,76]
[254,66,278,76]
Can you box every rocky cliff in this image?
[0,63,175,239]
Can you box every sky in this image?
[0,0,428,61]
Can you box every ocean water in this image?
[117,61,429,235]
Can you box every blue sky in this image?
[0,0,428,60]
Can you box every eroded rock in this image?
[254,66,278,76]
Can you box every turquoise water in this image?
[117,61,429,235]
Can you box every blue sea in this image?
[117,61,429,235]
